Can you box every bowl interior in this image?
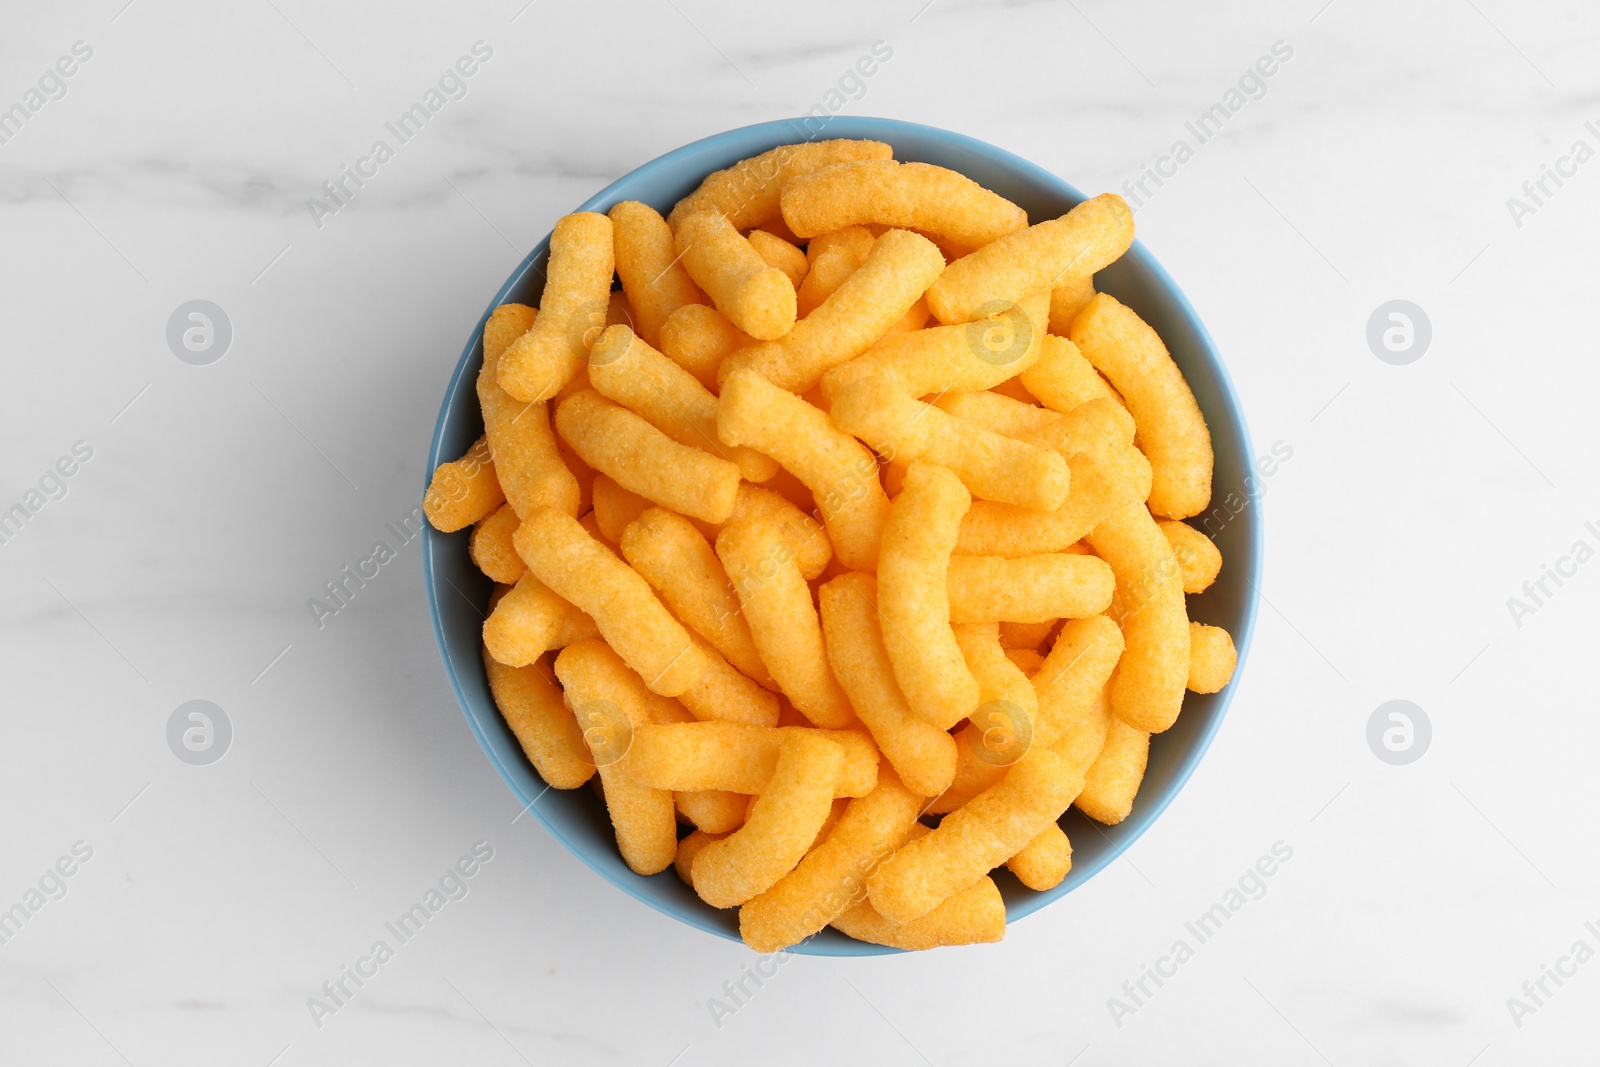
[424,117,1261,956]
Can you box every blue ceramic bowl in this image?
[425,117,1261,956]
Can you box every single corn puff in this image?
[498,213,614,401]
[482,572,587,667]
[819,573,959,798]
[478,304,583,520]
[1071,293,1212,519]
[675,793,747,835]
[482,649,593,790]
[622,720,878,797]
[1086,502,1189,733]
[609,200,707,346]
[1076,718,1150,825]
[1020,334,1125,414]
[658,303,753,392]
[747,227,809,289]
[555,389,741,524]
[676,211,797,341]
[926,194,1133,324]
[1160,520,1223,594]
[590,473,653,543]
[717,519,854,728]
[946,554,1115,623]
[1187,622,1236,693]
[691,732,844,908]
[781,160,1028,248]
[470,503,525,584]
[877,463,979,729]
[424,436,504,532]
[1006,823,1071,891]
[1048,275,1096,336]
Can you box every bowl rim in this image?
[424,115,1262,955]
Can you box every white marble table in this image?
[3,0,1597,1063]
